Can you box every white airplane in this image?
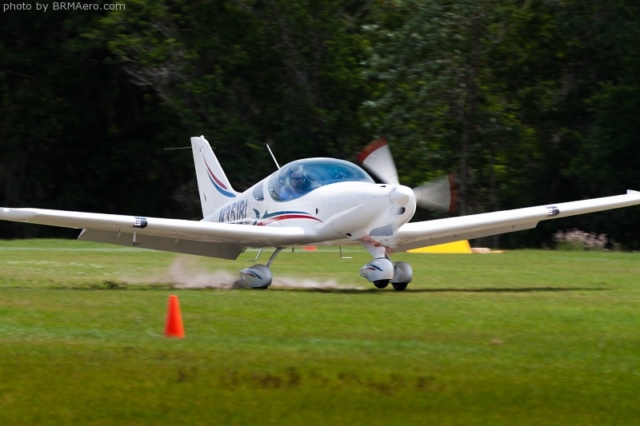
[2,136,640,291]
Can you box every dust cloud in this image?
[122,257,364,290]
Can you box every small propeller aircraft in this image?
[2,136,640,290]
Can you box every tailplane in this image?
[191,136,239,218]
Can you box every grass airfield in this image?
[1,239,639,425]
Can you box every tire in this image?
[374,279,390,289]
[392,282,408,291]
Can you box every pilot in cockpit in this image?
[279,166,314,201]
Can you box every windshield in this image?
[268,158,374,202]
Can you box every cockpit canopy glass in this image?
[268,158,374,202]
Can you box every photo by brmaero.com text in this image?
[3,2,126,13]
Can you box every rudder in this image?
[191,136,239,218]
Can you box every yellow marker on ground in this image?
[408,240,472,254]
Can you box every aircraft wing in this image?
[383,190,640,252]
[0,208,312,260]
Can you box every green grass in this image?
[1,239,640,425]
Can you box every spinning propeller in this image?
[357,138,457,214]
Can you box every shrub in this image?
[552,229,608,251]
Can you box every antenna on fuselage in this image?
[266,144,281,170]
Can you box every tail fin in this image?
[191,136,239,218]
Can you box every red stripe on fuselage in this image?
[257,214,322,226]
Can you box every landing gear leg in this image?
[239,247,285,289]
[266,247,285,268]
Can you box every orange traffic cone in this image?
[164,295,185,338]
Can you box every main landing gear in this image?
[359,241,413,291]
[239,247,284,289]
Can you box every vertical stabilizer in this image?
[191,136,239,218]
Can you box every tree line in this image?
[1,0,639,248]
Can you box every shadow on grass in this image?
[269,286,608,294]
[414,286,608,293]
[0,281,176,291]
[0,282,608,294]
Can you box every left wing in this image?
[0,208,314,260]
[382,190,640,252]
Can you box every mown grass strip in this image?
[1,239,639,425]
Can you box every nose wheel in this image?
[390,261,412,291]
[391,282,408,291]
[374,280,390,289]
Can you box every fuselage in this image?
[205,158,417,244]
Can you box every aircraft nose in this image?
[389,186,414,207]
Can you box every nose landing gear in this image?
[360,257,394,287]
[360,258,413,291]
[358,240,413,291]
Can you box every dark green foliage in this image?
[0,1,196,238]
[364,0,640,248]
[1,0,640,247]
